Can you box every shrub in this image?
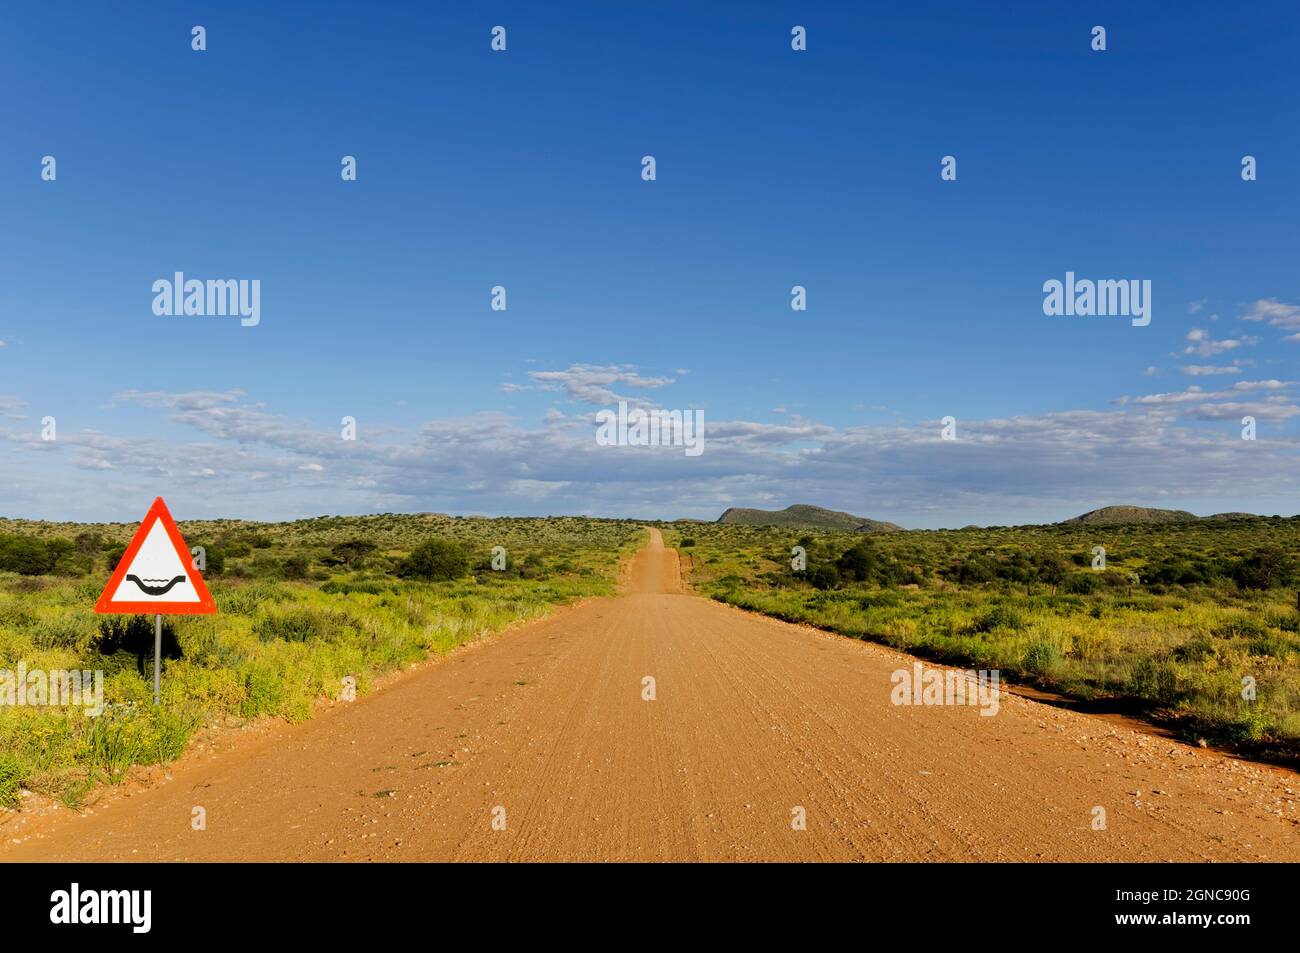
[1064,573,1100,594]
[949,555,997,585]
[1130,656,1180,704]
[1231,547,1295,590]
[280,556,309,580]
[398,540,470,582]
[803,563,839,590]
[0,535,59,575]
[836,543,877,582]
[1023,638,1061,675]
[1248,631,1294,660]
[1173,635,1216,663]
[96,615,183,674]
[1212,615,1269,639]
[320,579,393,596]
[0,753,25,807]
[253,607,359,643]
[973,605,1025,633]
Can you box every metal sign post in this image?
[154,614,162,706]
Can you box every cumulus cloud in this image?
[1185,402,1300,422]
[524,364,676,406]
[2,365,1298,527]
[1242,298,1300,330]
[1183,328,1256,358]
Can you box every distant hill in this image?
[1062,505,1199,526]
[717,504,902,533]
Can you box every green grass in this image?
[0,514,643,808]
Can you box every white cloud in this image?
[1186,402,1300,422]
[525,364,676,406]
[0,396,27,421]
[1,371,1297,527]
[1233,379,1291,392]
[1183,328,1256,358]
[1243,298,1300,330]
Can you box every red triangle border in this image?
[94,497,217,615]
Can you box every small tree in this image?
[1035,552,1069,594]
[399,540,470,582]
[808,564,841,590]
[1231,547,1294,591]
[836,543,877,583]
[330,539,377,568]
[280,556,309,580]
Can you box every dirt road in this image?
[4,528,1298,861]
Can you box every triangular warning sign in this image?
[95,497,217,615]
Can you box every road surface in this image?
[3,528,1298,861]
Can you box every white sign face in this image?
[110,518,201,605]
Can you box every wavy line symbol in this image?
[126,574,187,597]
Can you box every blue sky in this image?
[2,1,1298,526]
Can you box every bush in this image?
[398,539,469,582]
[0,753,25,807]
[1212,615,1269,639]
[1023,638,1061,675]
[254,607,358,643]
[1173,635,1216,663]
[280,556,309,580]
[973,605,1025,633]
[0,535,60,575]
[1063,573,1100,594]
[1146,557,1214,586]
[320,579,393,596]
[96,615,183,674]
[949,555,997,585]
[191,544,224,575]
[679,538,696,548]
[807,564,840,590]
[836,543,877,582]
[1231,547,1295,590]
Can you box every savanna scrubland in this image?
[0,514,642,808]
[2,509,1298,812]
[663,515,1300,762]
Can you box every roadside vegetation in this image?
[661,516,1300,761]
[0,514,643,809]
